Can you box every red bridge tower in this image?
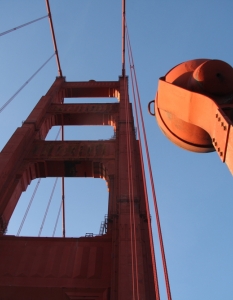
[0,76,158,299]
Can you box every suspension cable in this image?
[45,0,65,235]
[45,0,63,77]
[122,3,138,297]
[38,177,58,237]
[122,19,135,298]
[61,116,66,238]
[17,178,41,236]
[123,76,137,300]
[55,127,61,140]
[17,128,61,236]
[122,0,126,77]
[39,127,61,236]
[0,15,48,37]
[123,72,141,299]
[0,53,55,114]
[126,27,161,300]
[126,24,172,300]
[52,200,62,237]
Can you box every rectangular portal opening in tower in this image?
[6,177,109,238]
[64,97,118,104]
[46,125,115,141]
[64,178,109,237]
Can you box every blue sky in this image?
[1,1,233,300]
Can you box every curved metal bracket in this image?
[148,100,155,116]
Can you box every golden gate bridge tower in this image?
[0,1,170,299]
[1,1,233,300]
[0,75,158,299]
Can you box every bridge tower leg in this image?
[0,76,158,299]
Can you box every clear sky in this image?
[1,1,233,300]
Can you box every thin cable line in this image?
[126,27,160,300]
[38,177,58,237]
[45,0,63,77]
[0,15,48,37]
[17,128,61,237]
[123,77,136,300]
[17,179,41,236]
[126,24,172,300]
[52,200,62,237]
[122,0,126,76]
[61,116,66,237]
[0,53,55,114]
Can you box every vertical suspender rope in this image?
[122,0,126,77]
[51,123,62,237]
[61,115,66,238]
[126,28,161,300]
[126,25,172,300]
[61,176,66,237]
[45,0,65,236]
[45,0,63,77]
[45,0,67,235]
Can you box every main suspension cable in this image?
[124,76,137,300]
[126,24,172,300]
[126,26,161,300]
[0,53,55,114]
[122,3,139,298]
[0,15,48,37]
[123,71,141,299]
[45,0,63,77]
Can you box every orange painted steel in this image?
[45,0,63,77]
[122,0,126,77]
[0,77,158,299]
[151,58,233,175]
